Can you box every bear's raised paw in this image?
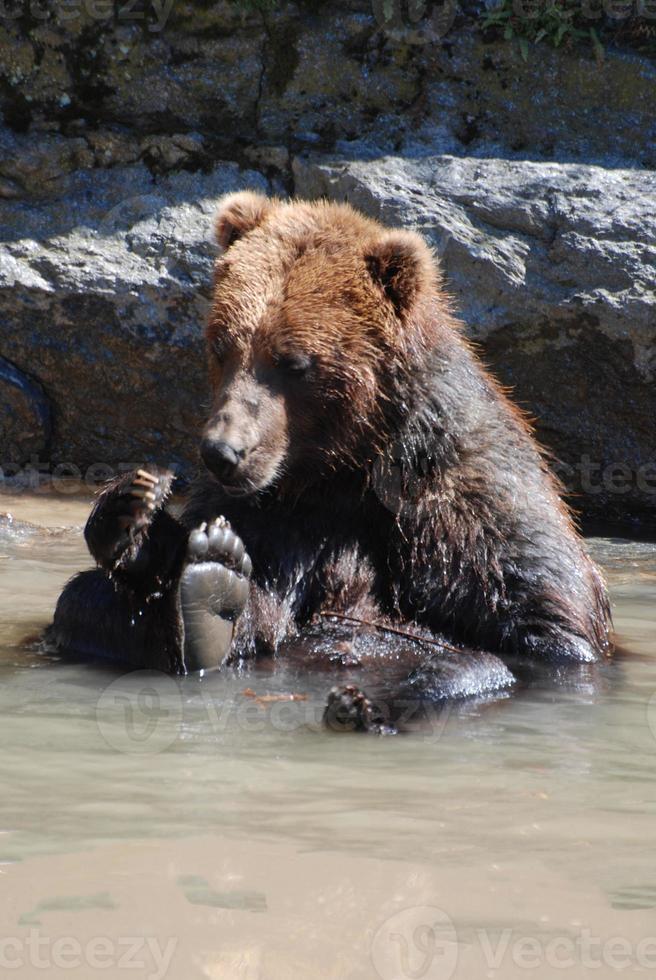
[86,466,175,571]
[179,518,251,673]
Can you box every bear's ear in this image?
[215,191,272,250]
[365,231,435,317]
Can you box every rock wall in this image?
[1,2,655,520]
[2,3,655,167]
[0,161,268,475]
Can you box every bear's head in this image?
[201,191,441,496]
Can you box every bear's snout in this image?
[200,437,244,482]
[200,382,289,493]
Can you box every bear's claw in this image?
[129,468,166,511]
[113,468,173,537]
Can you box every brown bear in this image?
[49,192,613,732]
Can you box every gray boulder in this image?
[2,142,654,522]
[294,154,656,520]
[0,161,268,480]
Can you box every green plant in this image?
[480,0,605,62]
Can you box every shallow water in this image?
[1,489,656,979]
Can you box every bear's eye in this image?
[273,352,314,378]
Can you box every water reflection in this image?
[1,493,655,979]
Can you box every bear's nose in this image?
[200,438,242,479]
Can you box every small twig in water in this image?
[319,611,464,656]
[242,688,308,708]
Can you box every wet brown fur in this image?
[193,192,612,666]
[50,192,612,698]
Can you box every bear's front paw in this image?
[89,467,174,570]
[113,468,174,567]
[117,467,170,537]
[323,685,396,735]
[179,518,251,672]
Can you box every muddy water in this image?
[1,488,656,980]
